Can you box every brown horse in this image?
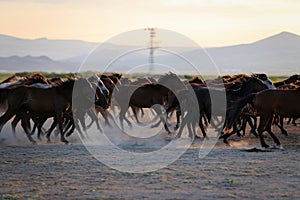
[114,73,185,133]
[227,89,300,148]
[0,78,95,144]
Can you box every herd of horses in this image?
[0,72,299,148]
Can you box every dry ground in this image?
[0,121,299,200]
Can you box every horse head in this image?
[158,72,186,92]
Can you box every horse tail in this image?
[226,93,256,129]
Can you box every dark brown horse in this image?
[167,88,211,139]
[227,89,300,148]
[171,76,270,137]
[0,78,95,144]
[114,73,185,133]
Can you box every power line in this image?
[145,27,157,72]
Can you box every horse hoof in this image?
[223,138,229,145]
[194,135,202,140]
[62,139,69,144]
[278,145,284,150]
[31,140,37,145]
[47,140,51,143]
[150,125,156,128]
[225,142,231,147]
[262,144,270,149]
[174,134,181,139]
[282,130,288,136]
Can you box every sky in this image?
[0,0,300,47]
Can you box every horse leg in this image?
[11,114,21,138]
[292,118,297,126]
[175,114,188,138]
[240,117,248,136]
[235,117,243,137]
[140,108,145,117]
[247,116,258,137]
[187,121,194,140]
[75,116,86,139]
[152,105,170,134]
[131,106,141,124]
[250,116,258,135]
[273,116,288,136]
[257,114,272,148]
[0,109,18,133]
[36,118,47,141]
[46,118,58,142]
[119,107,131,129]
[74,116,86,138]
[265,119,281,147]
[57,112,68,144]
[65,117,76,138]
[219,121,239,145]
[279,116,288,136]
[30,119,38,136]
[198,115,207,138]
[88,109,102,132]
[65,123,75,138]
[20,114,36,144]
[150,118,162,128]
[98,109,111,127]
[174,110,181,130]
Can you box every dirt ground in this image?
[0,121,299,200]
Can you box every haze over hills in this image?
[205,31,300,74]
[0,34,97,60]
[0,31,299,74]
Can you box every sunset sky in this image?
[0,0,299,47]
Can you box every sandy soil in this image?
[0,121,299,200]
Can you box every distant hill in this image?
[0,55,76,72]
[0,34,97,60]
[0,32,299,74]
[205,31,300,74]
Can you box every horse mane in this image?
[158,72,180,83]
[48,77,63,85]
[251,73,268,81]
[0,75,21,84]
[110,72,122,79]
[28,73,46,79]
[284,74,300,84]
[102,72,122,80]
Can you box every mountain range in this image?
[0,31,299,74]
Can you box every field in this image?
[0,72,290,82]
[0,120,299,199]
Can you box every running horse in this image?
[227,89,300,148]
[0,78,96,144]
[114,72,186,133]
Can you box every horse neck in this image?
[56,81,74,100]
[239,80,266,96]
[158,76,185,93]
[156,85,170,96]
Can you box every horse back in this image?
[255,89,300,117]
